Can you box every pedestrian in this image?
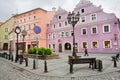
[84,47,89,56]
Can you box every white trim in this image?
[103,40,112,48]
[91,41,99,48]
[103,24,110,33]
[81,28,87,35]
[90,13,97,21]
[91,26,98,34]
[81,41,88,49]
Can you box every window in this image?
[82,42,87,48]
[53,24,55,29]
[92,41,98,48]
[52,34,55,38]
[65,21,67,26]
[71,31,73,36]
[58,16,61,19]
[53,44,55,48]
[91,14,96,20]
[81,16,85,22]
[65,32,69,37]
[5,28,8,32]
[4,35,8,39]
[28,24,31,30]
[61,32,64,37]
[59,23,61,27]
[24,19,26,22]
[65,43,71,50]
[49,44,51,48]
[103,25,110,33]
[104,40,111,48]
[28,34,30,40]
[91,27,97,34]
[81,28,87,35]
[34,16,36,20]
[81,9,84,13]
[48,34,51,39]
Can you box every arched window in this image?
[65,43,71,50]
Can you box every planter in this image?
[23,54,59,59]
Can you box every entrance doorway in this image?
[59,44,62,52]
[3,43,8,50]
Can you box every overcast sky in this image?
[0,0,120,22]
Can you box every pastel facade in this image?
[14,8,55,52]
[0,17,14,50]
[47,0,120,53]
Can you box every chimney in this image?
[52,7,56,12]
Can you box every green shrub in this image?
[46,48,52,55]
[28,48,36,54]
[28,47,52,55]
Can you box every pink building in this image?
[14,8,55,52]
[47,0,120,53]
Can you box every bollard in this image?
[113,57,117,67]
[25,58,28,67]
[33,59,36,69]
[98,60,103,72]
[19,55,22,64]
[70,61,73,73]
[44,60,48,73]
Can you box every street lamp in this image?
[67,11,80,57]
[19,30,27,64]
[14,26,21,62]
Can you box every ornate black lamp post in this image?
[67,11,80,56]
[19,30,27,64]
[14,26,21,62]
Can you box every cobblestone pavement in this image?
[0,52,120,80]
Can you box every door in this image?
[59,44,62,52]
[75,43,78,53]
[3,43,8,50]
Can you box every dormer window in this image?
[58,16,61,19]
[91,13,97,20]
[81,9,84,13]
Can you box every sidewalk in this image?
[0,51,120,79]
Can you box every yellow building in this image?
[0,17,14,50]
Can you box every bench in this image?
[69,58,96,73]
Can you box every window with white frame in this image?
[49,44,51,48]
[91,13,97,20]
[82,42,87,48]
[58,16,61,19]
[91,26,97,34]
[70,31,73,36]
[59,23,61,27]
[81,9,84,13]
[81,28,87,35]
[5,28,8,32]
[53,24,55,29]
[4,35,8,39]
[52,34,55,38]
[65,32,69,37]
[61,32,64,37]
[53,44,55,48]
[103,24,110,33]
[81,16,85,22]
[48,34,51,39]
[104,40,111,48]
[28,24,31,30]
[65,21,67,26]
[92,41,98,48]
[28,34,30,40]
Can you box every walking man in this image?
[84,47,88,56]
